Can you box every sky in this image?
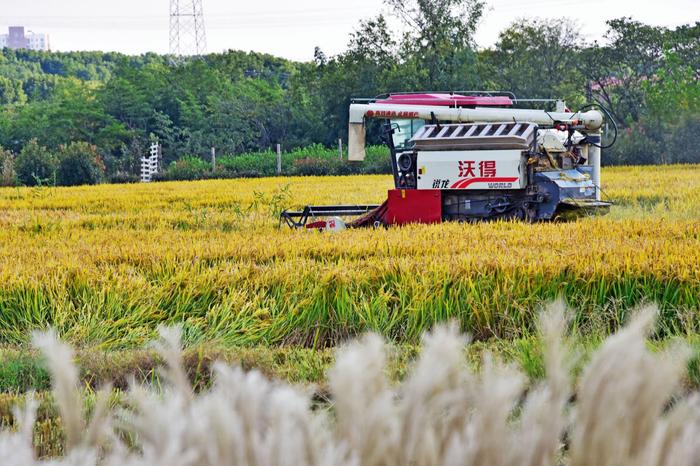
[0,0,697,61]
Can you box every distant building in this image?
[0,27,50,51]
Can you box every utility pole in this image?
[338,138,343,160]
[211,147,216,171]
[169,0,207,57]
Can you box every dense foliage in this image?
[157,145,391,181]
[0,0,697,185]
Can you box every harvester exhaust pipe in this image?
[589,130,602,201]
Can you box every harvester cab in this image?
[280,92,615,229]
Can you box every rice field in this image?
[0,165,699,349]
[1,164,700,461]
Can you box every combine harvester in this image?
[281,92,616,229]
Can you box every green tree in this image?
[0,76,27,105]
[578,18,670,125]
[0,146,15,186]
[643,52,700,124]
[15,139,57,186]
[385,0,484,89]
[641,51,700,164]
[56,142,105,186]
[22,75,59,101]
[483,18,586,105]
[307,0,486,145]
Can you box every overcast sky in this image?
[1,0,697,60]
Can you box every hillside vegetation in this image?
[0,2,697,186]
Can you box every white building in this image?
[0,27,50,51]
[27,32,50,51]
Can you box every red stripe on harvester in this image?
[450,177,519,189]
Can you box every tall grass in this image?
[1,304,698,465]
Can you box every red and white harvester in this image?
[281,92,615,229]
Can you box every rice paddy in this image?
[0,165,698,349]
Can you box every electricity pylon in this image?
[169,0,207,56]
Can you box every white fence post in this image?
[276,144,282,175]
[211,147,216,171]
[338,138,343,160]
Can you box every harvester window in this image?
[392,119,425,150]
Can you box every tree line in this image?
[0,0,698,186]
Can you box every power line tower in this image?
[169,0,207,56]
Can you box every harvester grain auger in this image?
[280,92,616,230]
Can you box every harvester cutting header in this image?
[281,92,615,229]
